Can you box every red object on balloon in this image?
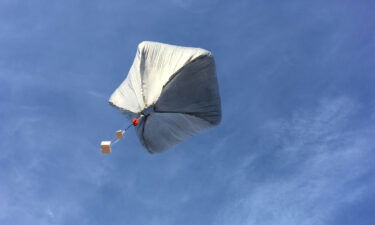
[132,118,139,126]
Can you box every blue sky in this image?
[1,0,375,224]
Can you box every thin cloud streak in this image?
[215,97,375,225]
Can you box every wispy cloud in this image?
[169,0,221,13]
[215,97,375,225]
[87,90,108,100]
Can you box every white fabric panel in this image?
[109,41,209,112]
[109,51,145,112]
[137,41,210,106]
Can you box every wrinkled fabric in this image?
[109,41,221,153]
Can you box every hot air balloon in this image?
[101,41,221,154]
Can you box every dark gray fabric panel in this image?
[155,55,221,125]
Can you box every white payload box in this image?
[101,141,111,154]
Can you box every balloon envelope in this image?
[109,41,221,153]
